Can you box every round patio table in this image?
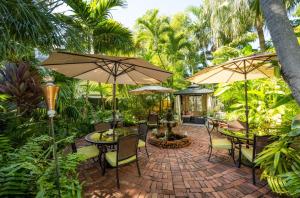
[85,128,136,175]
[218,127,254,166]
[218,127,253,142]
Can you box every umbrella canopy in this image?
[42,52,172,84]
[129,85,175,95]
[188,53,277,84]
[188,53,278,139]
[42,52,172,137]
[174,84,213,96]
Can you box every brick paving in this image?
[78,125,279,198]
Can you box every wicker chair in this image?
[94,122,112,140]
[238,135,273,184]
[104,134,141,188]
[205,118,234,162]
[137,122,149,158]
[148,113,159,129]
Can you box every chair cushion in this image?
[211,138,232,149]
[241,146,254,162]
[138,140,146,148]
[90,133,101,141]
[105,151,136,167]
[77,145,99,160]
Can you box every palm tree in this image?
[135,9,170,68]
[187,6,212,69]
[62,0,134,54]
[260,0,300,105]
[0,0,68,61]
[202,0,253,48]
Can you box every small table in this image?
[85,128,136,175]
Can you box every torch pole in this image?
[42,82,61,198]
[50,115,61,198]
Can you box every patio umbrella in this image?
[42,51,172,135]
[129,85,175,113]
[129,85,175,95]
[188,53,278,138]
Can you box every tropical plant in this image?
[0,62,42,115]
[62,0,134,54]
[255,116,300,197]
[0,135,83,197]
[0,0,72,61]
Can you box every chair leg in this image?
[232,149,235,164]
[116,167,120,189]
[208,146,212,161]
[252,166,256,185]
[238,148,242,168]
[102,157,106,176]
[136,160,141,176]
[145,145,149,158]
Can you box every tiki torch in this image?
[42,82,61,198]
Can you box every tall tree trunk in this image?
[261,0,300,105]
[255,17,266,51]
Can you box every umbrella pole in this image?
[244,73,250,145]
[112,75,117,140]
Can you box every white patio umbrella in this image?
[129,85,175,113]
[42,52,172,137]
[188,53,278,138]
[129,85,175,95]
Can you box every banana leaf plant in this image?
[0,62,42,115]
[255,115,300,197]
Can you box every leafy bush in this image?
[0,135,83,198]
[255,116,300,197]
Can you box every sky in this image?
[110,0,201,30]
[55,0,202,30]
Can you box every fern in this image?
[0,135,83,197]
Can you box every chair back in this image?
[253,135,273,157]
[138,123,149,142]
[205,118,215,144]
[94,122,111,132]
[148,113,159,124]
[117,134,138,162]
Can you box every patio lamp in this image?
[42,82,61,198]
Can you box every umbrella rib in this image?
[226,71,235,83]
[119,63,165,83]
[245,59,255,73]
[256,67,272,78]
[43,61,97,66]
[233,61,245,73]
[194,67,226,83]
[222,63,244,74]
[118,64,138,85]
[70,67,98,78]
[117,63,135,76]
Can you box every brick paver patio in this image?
[78,125,278,198]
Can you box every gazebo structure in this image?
[174,84,214,124]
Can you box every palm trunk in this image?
[255,18,266,52]
[260,0,300,105]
